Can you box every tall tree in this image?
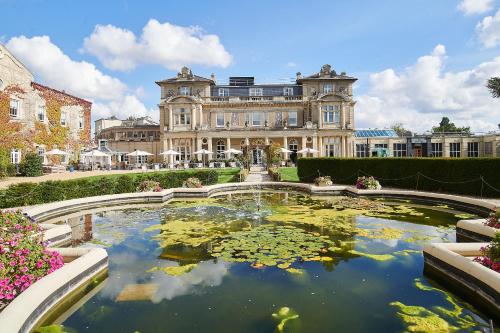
[487,77,500,98]
[390,122,410,136]
[432,117,470,134]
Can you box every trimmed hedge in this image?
[0,169,218,208]
[297,158,500,198]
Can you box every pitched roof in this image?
[298,64,357,82]
[155,74,214,85]
[31,82,92,105]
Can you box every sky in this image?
[1,0,499,133]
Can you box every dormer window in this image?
[323,84,333,93]
[180,86,190,96]
[283,87,293,96]
[218,88,229,97]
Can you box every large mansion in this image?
[98,64,357,164]
[0,44,91,164]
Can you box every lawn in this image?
[279,167,299,182]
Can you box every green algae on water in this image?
[272,306,299,332]
[34,325,77,333]
[348,250,395,261]
[146,263,198,276]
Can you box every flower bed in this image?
[183,177,203,188]
[474,233,500,273]
[314,176,333,187]
[0,210,64,307]
[484,210,500,229]
[355,176,381,190]
[136,180,162,192]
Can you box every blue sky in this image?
[2,0,499,132]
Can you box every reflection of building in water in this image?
[67,214,93,245]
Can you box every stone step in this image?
[249,166,265,172]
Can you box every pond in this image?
[39,192,492,333]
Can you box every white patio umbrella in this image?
[223,148,243,155]
[44,148,68,156]
[81,150,111,170]
[280,147,293,153]
[127,150,153,165]
[159,150,180,156]
[297,147,319,154]
[194,149,213,166]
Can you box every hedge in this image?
[0,169,218,208]
[297,158,500,198]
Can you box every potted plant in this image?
[355,176,382,190]
[183,177,203,188]
[136,180,163,192]
[314,176,333,187]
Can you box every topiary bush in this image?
[0,169,220,208]
[297,157,500,198]
[19,153,43,177]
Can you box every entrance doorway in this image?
[414,146,422,157]
[252,148,264,165]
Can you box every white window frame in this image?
[431,143,443,157]
[252,112,262,126]
[393,143,407,157]
[174,108,191,126]
[78,114,84,129]
[324,138,336,157]
[356,144,368,158]
[10,149,21,164]
[289,139,298,152]
[216,113,225,127]
[60,111,67,126]
[218,88,229,97]
[180,86,190,96]
[216,140,226,159]
[37,105,46,122]
[449,143,461,158]
[467,142,479,157]
[288,111,297,126]
[249,88,263,96]
[283,87,293,96]
[323,84,333,93]
[10,99,20,118]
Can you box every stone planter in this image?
[457,219,497,242]
[315,180,333,187]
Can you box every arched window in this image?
[288,139,298,152]
[216,140,226,159]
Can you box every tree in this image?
[432,117,470,134]
[487,77,500,98]
[390,122,410,136]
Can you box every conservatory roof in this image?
[355,129,398,138]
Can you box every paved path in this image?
[245,171,271,182]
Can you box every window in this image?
[78,114,84,129]
[324,137,337,157]
[283,87,293,96]
[10,99,19,118]
[467,142,479,157]
[174,139,191,161]
[289,139,298,152]
[216,113,225,127]
[374,144,388,149]
[322,105,340,124]
[60,112,67,126]
[218,88,229,97]
[393,143,407,157]
[323,84,333,93]
[10,149,21,164]
[249,88,263,96]
[252,112,262,126]
[356,144,368,158]
[216,140,226,159]
[38,105,46,122]
[174,108,191,126]
[485,142,493,156]
[431,143,442,157]
[180,86,190,96]
[37,147,45,157]
[99,140,108,149]
[449,143,461,158]
[288,112,297,126]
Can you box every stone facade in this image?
[155,64,356,164]
[0,44,91,164]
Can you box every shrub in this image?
[115,175,135,194]
[268,167,281,181]
[297,158,500,197]
[314,176,333,186]
[183,177,203,188]
[355,176,381,190]
[136,180,162,192]
[19,153,43,177]
[0,210,64,304]
[0,150,16,178]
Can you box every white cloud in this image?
[357,44,500,133]
[286,61,297,68]
[6,35,151,123]
[476,9,500,48]
[6,35,126,101]
[457,0,494,15]
[83,19,232,71]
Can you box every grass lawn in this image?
[83,168,241,184]
[278,167,299,182]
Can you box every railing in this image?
[204,96,303,103]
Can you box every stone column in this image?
[197,137,202,161]
[169,138,174,164]
[341,136,346,157]
[192,107,197,130]
[301,136,307,156]
[312,136,318,157]
[226,137,231,160]
[318,136,323,157]
[265,137,269,145]
[340,103,345,129]
[283,136,288,160]
[207,137,213,156]
[318,102,323,128]
[168,105,173,131]
[198,106,203,128]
